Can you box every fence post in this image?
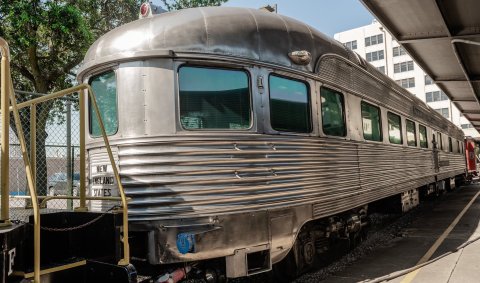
[30,104,36,188]
[66,101,72,209]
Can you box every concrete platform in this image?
[325,183,480,283]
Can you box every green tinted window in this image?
[179,66,251,130]
[89,71,118,137]
[269,75,311,133]
[361,102,382,141]
[388,112,402,144]
[321,87,346,136]
[406,120,416,146]
[419,125,428,148]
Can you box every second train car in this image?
[77,6,466,281]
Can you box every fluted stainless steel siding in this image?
[91,135,466,222]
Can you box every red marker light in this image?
[140,3,150,17]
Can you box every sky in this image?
[153,0,374,37]
[223,0,374,36]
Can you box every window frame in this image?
[361,101,383,142]
[419,124,428,148]
[437,132,443,150]
[387,112,403,145]
[406,119,417,147]
[320,86,347,137]
[177,64,254,131]
[268,73,312,134]
[88,69,119,137]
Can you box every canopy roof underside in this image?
[361,0,480,132]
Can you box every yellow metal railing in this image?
[0,37,130,283]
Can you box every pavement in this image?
[324,182,480,283]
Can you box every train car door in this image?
[465,137,477,175]
[433,132,439,173]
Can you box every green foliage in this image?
[0,0,141,192]
[160,0,227,11]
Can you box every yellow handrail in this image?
[0,37,130,282]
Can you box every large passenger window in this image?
[406,119,416,146]
[387,112,402,144]
[419,125,428,148]
[320,87,346,136]
[269,75,311,133]
[361,102,382,141]
[178,66,251,130]
[89,71,118,137]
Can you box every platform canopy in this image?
[360,0,480,131]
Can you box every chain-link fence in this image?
[7,92,84,221]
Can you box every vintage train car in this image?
[76,6,465,280]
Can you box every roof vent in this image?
[288,50,312,65]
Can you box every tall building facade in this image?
[334,20,479,137]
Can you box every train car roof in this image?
[77,6,349,79]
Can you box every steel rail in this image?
[0,38,10,224]
[0,36,131,281]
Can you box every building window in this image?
[178,66,251,130]
[425,75,434,85]
[426,91,448,103]
[395,77,415,88]
[419,125,428,148]
[448,137,453,152]
[434,108,449,119]
[361,101,382,141]
[392,46,407,57]
[320,87,346,136]
[344,40,357,50]
[366,50,385,62]
[461,123,474,129]
[89,70,118,137]
[393,61,414,73]
[365,34,383,47]
[269,75,311,133]
[376,66,385,74]
[406,119,417,146]
[388,112,402,144]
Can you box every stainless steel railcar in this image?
[77,6,465,279]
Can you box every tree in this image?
[0,0,141,195]
[0,0,226,197]
[160,0,227,11]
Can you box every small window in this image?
[457,140,461,153]
[320,87,346,136]
[387,112,402,144]
[406,120,417,146]
[448,137,453,152]
[419,125,428,148]
[361,102,382,141]
[89,71,118,137]
[269,75,311,133]
[179,66,251,130]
